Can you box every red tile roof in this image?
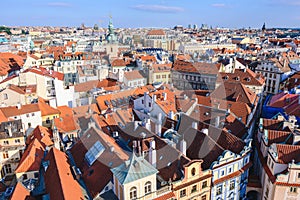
[153,192,175,200]
[0,52,24,76]
[15,138,45,173]
[44,148,86,200]
[26,125,53,147]
[23,66,64,81]
[276,144,300,164]
[124,70,145,81]
[10,182,31,200]
[111,59,126,67]
[147,29,166,36]
[173,60,219,75]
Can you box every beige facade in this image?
[172,160,212,200]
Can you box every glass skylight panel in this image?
[85,141,105,166]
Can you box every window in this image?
[202,181,207,189]
[3,141,9,145]
[34,172,39,178]
[4,164,12,174]
[271,162,274,169]
[191,168,196,176]
[85,141,105,166]
[3,151,9,159]
[201,195,207,200]
[228,167,232,173]
[229,180,235,190]
[216,185,222,195]
[191,185,197,193]
[130,187,137,199]
[148,102,151,107]
[31,113,35,116]
[180,189,186,197]
[290,187,297,193]
[221,170,225,176]
[26,114,29,117]
[23,174,28,180]
[142,100,144,104]
[145,181,151,194]
[3,93,8,100]
[15,139,20,143]
[298,173,300,179]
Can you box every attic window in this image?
[85,141,105,166]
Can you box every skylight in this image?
[85,141,105,166]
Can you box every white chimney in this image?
[157,113,162,124]
[192,121,198,130]
[215,115,220,127]
[155,123,162,137]
[134,121,139,131]
[201,128,209,135]
[16,103,21,109]
[149,147,157,167]
[162,92,167,101]
[133,140,137,153]
[153,94,157,102]
[145,118,151,131]
[168,111,174,119]
[6,123,13,137]
[180,138,187,156]
[88,120,96,130]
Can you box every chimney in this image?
[168,110,174,120]
[215,115,220,128]
[88,120,96,130]
[16,103,21,109]
[134,121,139,131]
[144,92,148,107]
[183,94,188,100]
[192,121,198,130]
[201,128,209,135]
[153,94,157,102]
[149,145,156,167]
[133,140,137,154]
[137,140,142,156]
[180,138,187,156]
[145,118,151,131]
[6,123,13,137]
[162,92,167,101]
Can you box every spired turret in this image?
[262,22,266,32]
[106,17,117,44]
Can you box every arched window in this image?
[130,187,137,199]
[191,168,196,176]
[145,181,151,194]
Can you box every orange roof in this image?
[153,192,175,200]
[56,106,78,134]
[26,125,53,147]
[15,138,45,173]
[147,29,166,36]
[23,66,64,81]
[44,148,86,200]
[0,52,24,76]
[0,104,40,118]
[38,98,60,116]
[10,182,31,200]
[111,59,126,67]
[124,70,145,81]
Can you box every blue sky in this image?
[1,0,300,28]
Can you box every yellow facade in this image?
[172,160,212,200]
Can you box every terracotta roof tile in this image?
[15,138,45,173]
[26,125,53,147]
[44,148,86,200]
[10,182,31,200]
[276,144,300,164]
[147,29,166,36]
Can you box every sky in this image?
[1,0,300,28]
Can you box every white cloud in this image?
[131,4,184,13]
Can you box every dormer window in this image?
[191,168,196,176]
